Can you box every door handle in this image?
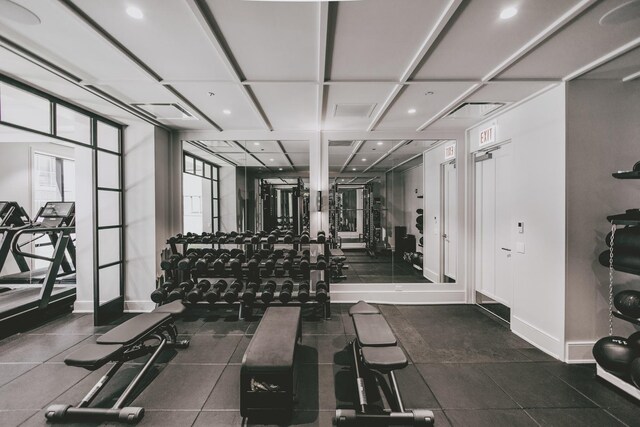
[501,248,511,252]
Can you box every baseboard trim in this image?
[330,288,466,304]
[73,300,156,313]
[566,341,596,364]
[511,315,562,360]
[72,301,93,313]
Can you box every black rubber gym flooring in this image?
[0,304,638,426]
[340,249,431,284]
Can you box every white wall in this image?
[423,143,449,281]
[565,79,640,361]
[468,85,566,359]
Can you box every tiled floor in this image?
[0,304,637,426]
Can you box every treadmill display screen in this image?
[40,202,74,218]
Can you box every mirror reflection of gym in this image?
[329,140,457,284]
[181,140,310,236]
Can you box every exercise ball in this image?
[593,336,635,374]
[630,358,640,389]
[614,290,640,318]
[627,331,640,354]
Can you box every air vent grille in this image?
[333,103,376,118]
[329,140,354,147]
[447,102,505,119]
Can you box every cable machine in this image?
[260,178,309,235]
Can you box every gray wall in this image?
[565,79,640,345]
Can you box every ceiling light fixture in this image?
[279,168,283,171]
[499,6,518,20]
[270,158,274,162]
[377,141,383,146]
[352,168,356,171]
[126,5,144,20]
[0,0,41,25]
[253,142,260,146]
[408,108,417,114]
[222,109,231,115]
[361,158,367,161]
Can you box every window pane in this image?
[98,190,121,227]
[56,105,91,144]
[211,166,218,180]
[99,263,121,304]
[184,155,194,174]
[212,182,218,198]
[0,83,50,133]
[213,199,218,218]
[204,164,211,179]
[97,122,119,153]
[99,227,121,266]
[98,151,120,189]
[195,159,203,176]
[63,159,76,202]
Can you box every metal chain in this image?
[608,223,616,336]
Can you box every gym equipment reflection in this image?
[329,140,457,284]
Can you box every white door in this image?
[475,144,514,306]
[442,161,457,281]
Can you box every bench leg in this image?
[388,371,405,413]
[78,361,124,408]
[350,340,368,412]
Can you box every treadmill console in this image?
[0,202,30,228]
[36,202,75,228]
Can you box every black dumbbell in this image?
[160,254,181,271]
[204,280,227,304]
[316,255,327,270]
[299,256,310,272]
[317,231,326,243]
[267,233,277,244]
[247,254,262,273]
[251,234,260,244]
[284,231,293,243]
[261,280,277,304]
[244,230,254,237]
[297,281,310,303]
[150,281,177,304]
[213,253,230,275]
[195,252,215,273]
[229,255,244,275]
[241,282,260,305]
[177,253,197,270]
[315,280,328,303]
[264,253,278,272]
[279,280,294,304]
[187,279,212,303]
[229,230,239,238]
[300,232,310,244]
[168,281,194,302]
[274,267,285,277]
[224,280,244,304]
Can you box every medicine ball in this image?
[630,358,640,388]
[614,290,640,318]
[627,331,640,354]
[592,336,635,374]
[416,215,423,225]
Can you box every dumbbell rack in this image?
[161,235,332,319]
[595,170,640,401]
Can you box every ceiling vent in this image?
[133,103,197,120]
[446,102,505,119]
[329,140,354,147]
[333,103,376,118]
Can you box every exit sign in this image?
[479,122,496,147]
[444,144,456,160]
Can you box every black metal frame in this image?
[0,73,125,326]
[183,152,220,233]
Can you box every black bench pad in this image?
[349,300,380,316]
[352,314,396,347]
[243,307,301,371]
[65,344,123,370]
[153,300,186,315]
[97,313,171,346]
[362,346,408,372]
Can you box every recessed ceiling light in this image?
[408,108,417,114]
[253,142,260,146]
[352,168,356,171]
[361,158,367,161]
[223,109,231,115]
[126,5,144,20]
[499,6,518,20]
[279,167,283,171]
[0,1,41,25]
[270,158,274,162]
[377,141,383,146]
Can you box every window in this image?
[0,83,51,133]
[183,153,220,233]
[32,152,75,216]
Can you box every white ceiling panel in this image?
[579,46,640,80]
[197,140,246,153]
[206,0,319,80]
[329,0,449,80]
[2,0,152,82]
[279,140,311,153]
[428,117,478,131]
[251,84,318,130]
[346,152,386,169]
[500,0,640,79]
[287,153,310,167]
[170,82,264,130]
[253,152,290,167]
[467,81,555,102]
[357,140,397,153]
[243,140,283,153]
[377,82,475,130]
[72,0,233,81]
[414,0,581,80]
[224,152,263,167]
[323,83,396,130]
[94,81,177,104]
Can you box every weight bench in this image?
[241,306,302,420]
[45,301,189,424]
[335,301,435,426]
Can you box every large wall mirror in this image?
[329,139,458,284]
[181,140,310,235]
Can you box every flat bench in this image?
[45,301,189,424]
[241,306,302,420]
[336,301,434,426]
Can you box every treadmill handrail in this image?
[11,227,75,262]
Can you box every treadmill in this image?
[0,202,77,336]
